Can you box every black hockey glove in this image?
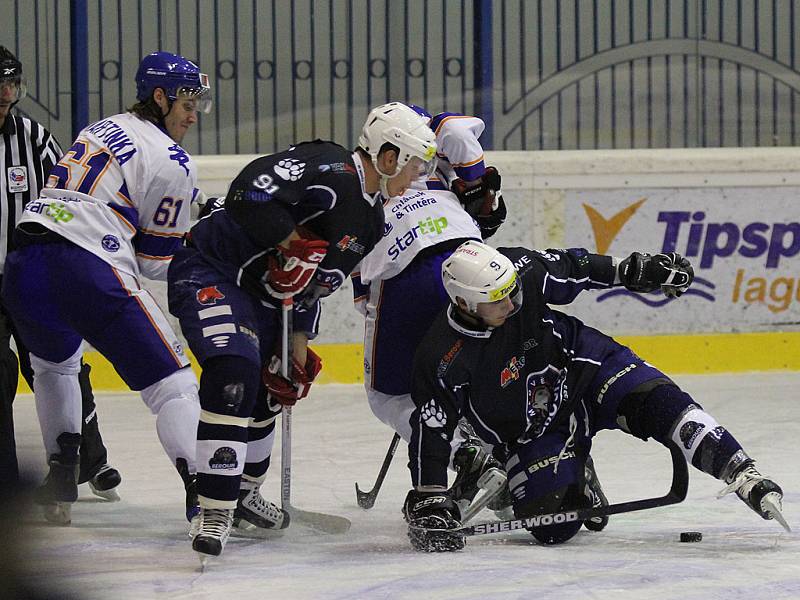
[451,166,502,218]
[475,195,507,240]
[619,252,694,297]
[403,489,466,552]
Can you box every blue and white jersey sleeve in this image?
[428,113,486,188]
[502,247,617,306]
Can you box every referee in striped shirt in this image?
[0,46,121,499]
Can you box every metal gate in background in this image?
[7,0,800,154]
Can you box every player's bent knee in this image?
[29,346,82,376]
[198,355,260,418]
[617,381,699,442]
[140,365,199,415]
[515,484,585,545]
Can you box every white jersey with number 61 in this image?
[19,112,198,281]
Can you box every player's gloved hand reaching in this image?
[265,237,329,299]
[618,251,694,297]
[403,489,466,552]
[451,166,502,218]
[262,347,323,406]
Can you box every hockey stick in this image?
[280,297,351,534]
[412,440,689,539]
[355,432,401,509]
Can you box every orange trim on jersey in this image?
[138,227,184,238]
[110,266,183,366]
[369,280,385,389]
[448,154,485,168]
[433,114,475,136]
[116,190,135,207]
[135,253,172,261]
[107,205,137,234]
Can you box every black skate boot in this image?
[87,464,122,502]
[35,432,81,525]
[176,458,200,535]
[192,507,234,561]
[233,479,290,535]
[449,441,512,521]
[583,456,609,532]
[718,459,789,531]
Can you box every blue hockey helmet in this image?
[407,103,432,119]
[135,51,212,113]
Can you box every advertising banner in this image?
[563,188,800,334]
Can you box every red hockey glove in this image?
[265,237,329,299]
[262,347,323,406]
[451,166,502,218]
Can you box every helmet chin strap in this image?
[372,156,401,199]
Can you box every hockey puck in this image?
[680,531,702,543]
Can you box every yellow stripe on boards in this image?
[15,332,799,393]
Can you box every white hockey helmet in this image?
[442,240,523,314]
[358,102,438,194]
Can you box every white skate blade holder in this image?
[43,502,72,526]
[88,482,120,502]
[460,467,507,524]
[762,492,791,532]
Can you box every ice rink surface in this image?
[8,372,799,600]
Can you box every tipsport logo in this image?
[585,199,714,307]
[582,199,800,312]
[387,216,449,260]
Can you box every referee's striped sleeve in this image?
[39,126,62,178]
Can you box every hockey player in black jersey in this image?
[167,102,437,559]
[404,240,787,552]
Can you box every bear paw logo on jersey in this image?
[209,446,238,470]
[420,399,447,429]
[274,158,305,181]
[500,356,525,387]
[196,286,226,305]
[101,235,120,252]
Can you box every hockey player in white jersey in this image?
[0,51,210,526]
[352,105,524,519]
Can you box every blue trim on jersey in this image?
[107,202,139,229]
[424,180,448,191]
[134,231,182,258]
[429,112,464,132]
[455,161,486,182]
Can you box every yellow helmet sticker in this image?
[488,273,517,302]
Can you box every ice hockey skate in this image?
[192,507,234,562]
[583,456,609,532]
[449,441,513,522]
[87,464,122,502]
[35,432,81,525]
[717,461,790,531]
[232,479,290,536]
